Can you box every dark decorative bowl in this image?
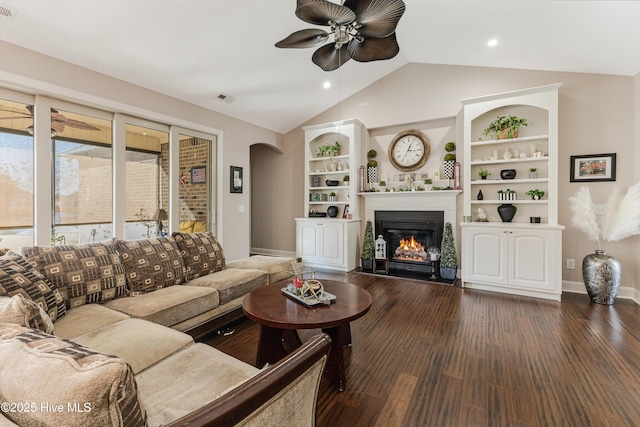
[327,206,339,218]
[325,180,339,186]
[500,169,516,180]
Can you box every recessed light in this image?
[488,39,498,47]
[323,81,331,89]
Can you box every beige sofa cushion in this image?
[21,241,127,310]
[104,285,219,327]
[136,343,259,427]
[0,294,55,334]
[115,236,186,295]
[186,267,268,305]
[0,249,66,321]
[53,303,130,340]
[72,318,193,374]
[0,323,146,427]
[173,232,226,280]
[227,255,295,283]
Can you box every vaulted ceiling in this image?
[1,1,639,134]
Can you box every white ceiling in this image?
[1,1,639,134]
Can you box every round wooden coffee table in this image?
[242,279,371,391]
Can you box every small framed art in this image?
[230,166,243,193]
[570,153,616,182]
[191,166,206,184]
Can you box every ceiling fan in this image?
[276,0,406,71]
[0,105,100,136]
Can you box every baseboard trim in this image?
[249,247,296,258]
[562,280,640,305]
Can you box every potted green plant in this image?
[483,115,529,139]
[424,178,433,191]
[478,169,490,179]
[361,220,375,272]
[316,141,341,158]
[528,168,538,179]
[329,191,336,202]
[343,175,350,185]
[526,189,545,200]
[440,222,457,280]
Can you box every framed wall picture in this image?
[191,166,206,184]
[230,166,243,193]
[570,153,616,182]
[343,204,350,219]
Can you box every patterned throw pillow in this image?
[0,250,65,321]
[21,241,128,310]
[0,323,147,427]
[0,294,55,334]
[115,236,186,295]
[173,232,226,280]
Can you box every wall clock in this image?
[388,130,430,172]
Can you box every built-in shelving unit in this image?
[461,84,564,301]
[296,119,365,272]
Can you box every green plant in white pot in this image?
[440,222,458,280]
[361,220,375,273]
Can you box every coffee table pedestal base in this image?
[256,324,352,391]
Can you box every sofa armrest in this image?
[165,333,331,427]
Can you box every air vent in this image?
[217,94,235,104]
[0,4,17,21]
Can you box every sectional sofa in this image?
[0,233,330,426]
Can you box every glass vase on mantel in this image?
[582,250,621,305]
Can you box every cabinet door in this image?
[319,222,343,265]
[509,229,555,291]
[298,222,320,262]
[464,228,508,285]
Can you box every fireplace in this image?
[375,211,444,279]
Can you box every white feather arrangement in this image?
[568,186,601,246]
[569,183,640,251]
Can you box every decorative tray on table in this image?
[281,287,336,307]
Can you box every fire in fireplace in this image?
[394,236,427,262]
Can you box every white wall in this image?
[0,40,282,261]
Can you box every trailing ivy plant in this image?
[483,115,528,139]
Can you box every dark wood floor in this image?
[205,270,640,427]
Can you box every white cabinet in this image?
[295,219,360,272]
[462,224,562,301]
[461,84,564,301]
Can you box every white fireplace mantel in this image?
[359,190,462,234]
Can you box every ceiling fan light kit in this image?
[276,0,406,71]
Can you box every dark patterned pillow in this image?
[21,241,128,310]
[0,294,55,334]
[173,232,226,280]
[115,236,186,295]
[0,323,147,427]
[0,250,65,321]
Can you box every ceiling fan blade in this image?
[295,0,356,26]
[312,43,351,71]
[347,32,400,63]
[52,113,100,131]
[51,121,66,133]
[343,0,406,38]
[0,116,31,120]
[276,29,330,49]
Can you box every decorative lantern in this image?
[454,161,461,190]
[375,235,387,259]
